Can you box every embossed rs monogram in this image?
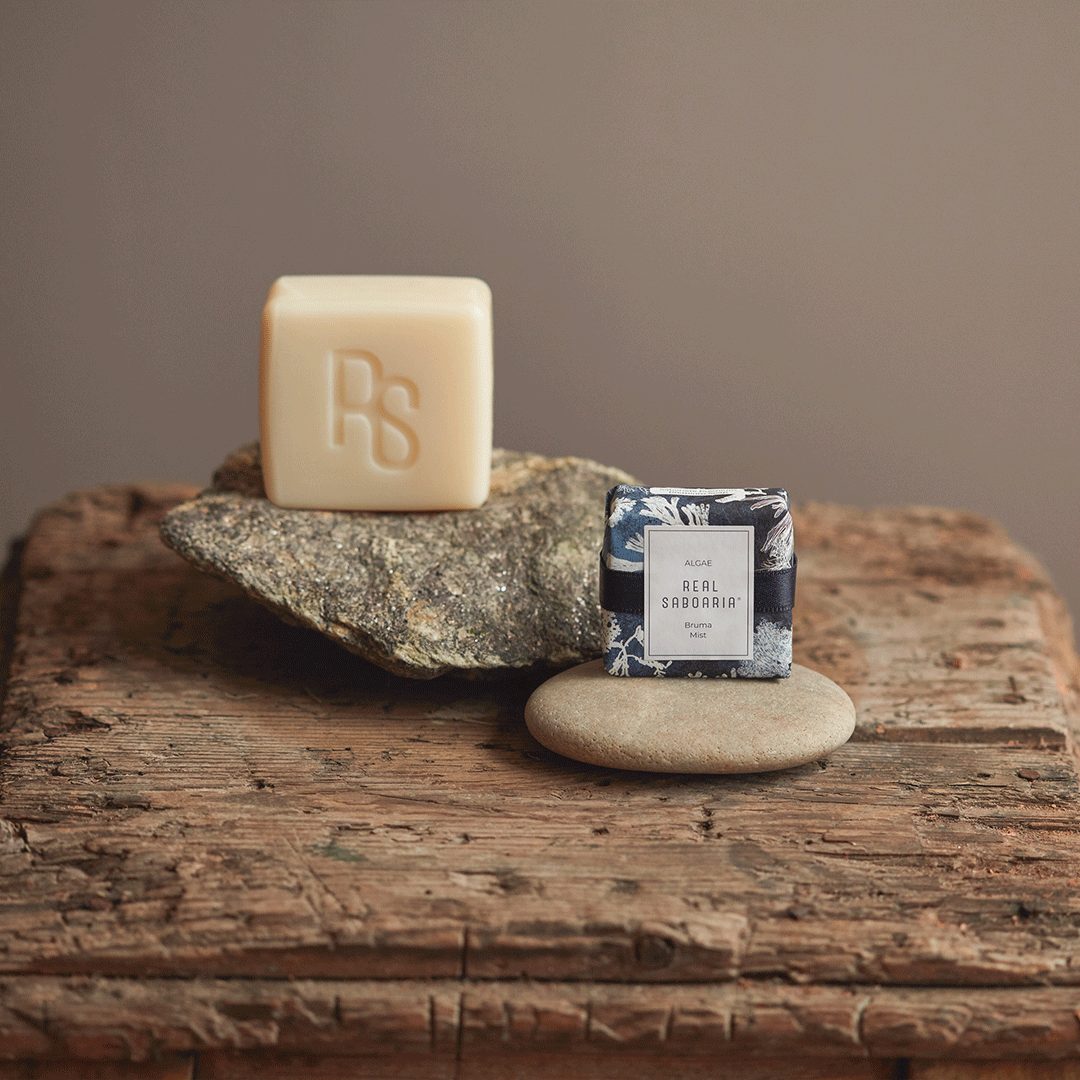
[329,350,420,470]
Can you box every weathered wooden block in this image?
[0,487,1077,1075]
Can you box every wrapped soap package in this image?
[600,486,796,678]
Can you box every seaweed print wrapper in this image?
[601,486,794,678]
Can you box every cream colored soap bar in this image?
[260,276,493,511]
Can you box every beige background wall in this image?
[2,1,1078,625]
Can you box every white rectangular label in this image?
[643,525,754,661]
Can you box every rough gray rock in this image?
[160,445,636,679]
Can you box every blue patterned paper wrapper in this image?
[601,486,795,678]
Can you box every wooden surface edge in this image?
[995,529,1080,754]
[1034,584,1080,753]
[0,978,1078,1063]
[4,1053,1078,1080]
[0,537,23,722]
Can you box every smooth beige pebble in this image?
[525,661,855,774]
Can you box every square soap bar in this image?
[260,276,493,510]
[600,486,796,678]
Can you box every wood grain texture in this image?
[1,485,1078,1066]
[0,1060,192,1080]
[1,978,1078,1061]
[195,1050,897,1079]
[911,1063,1080,1080]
